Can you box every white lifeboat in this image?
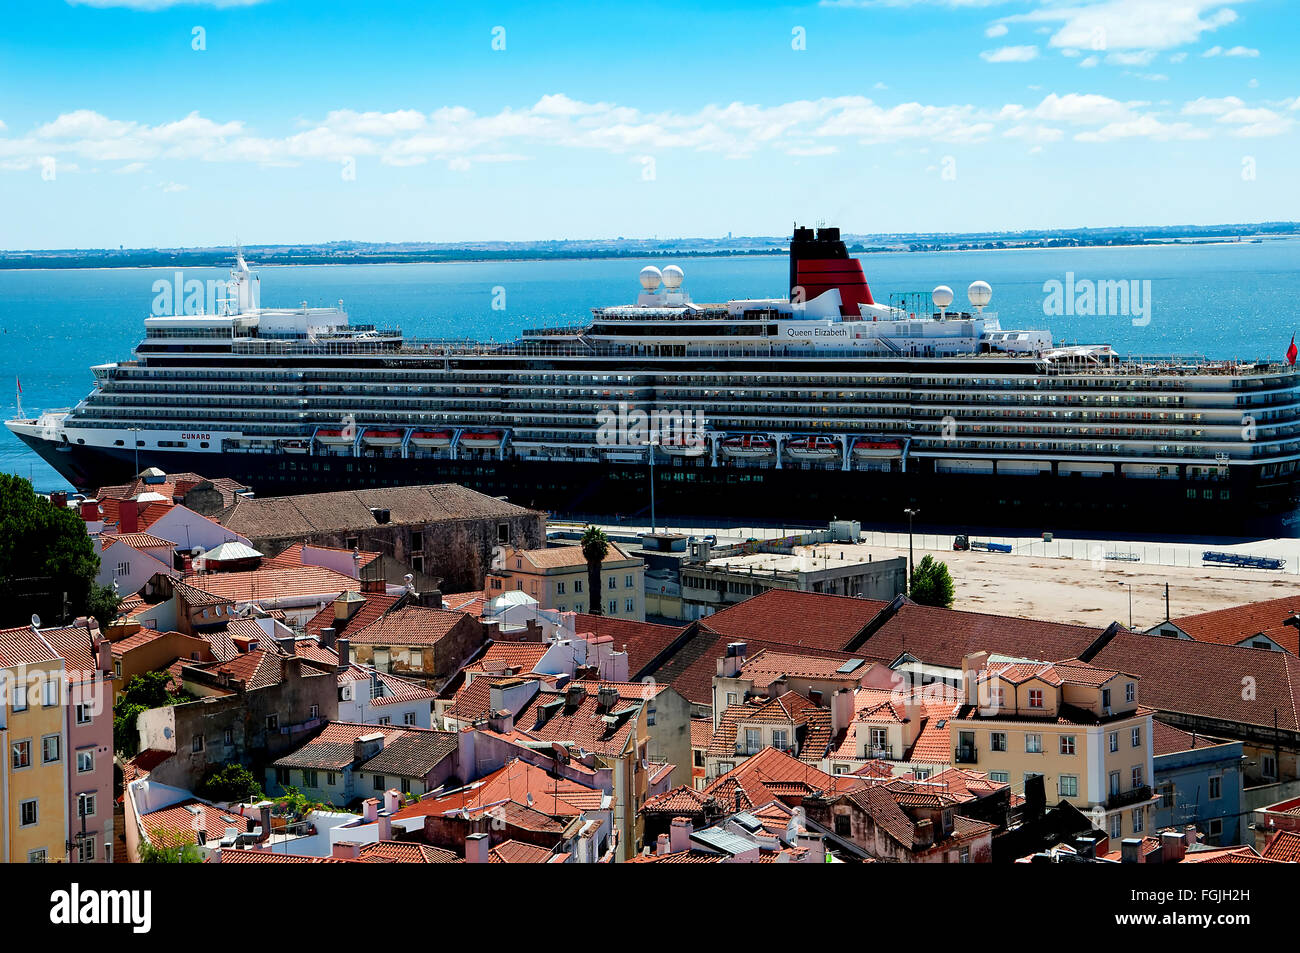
[852,438,903,458]
[460,430,505,450]
[315,428,354,446]
[785,435,840,461]
[720,434,774,459]
[409,429,452,449]
[361,428,404,448]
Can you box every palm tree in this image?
[580,524,610,616]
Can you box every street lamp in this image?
[1118,581,1132,629]
[903,507,919,596]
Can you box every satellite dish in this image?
[30,614,41,628]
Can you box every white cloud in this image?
[112,161,149,174]
[1225,45,1260,56]
[998,1,1241,53]
[1182,95,1245,115]
[1075,116,1209,141]
[161,181,188,192]
[1169,51,1189,62]
[1107,50,1158,66]
[1032,92,1139,124]
[980,45,1039,62]
[1004,123,1065,142]
[985,23,1009,38]
[1079,55,1100,67]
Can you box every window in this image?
[309,705,319,720]
[1131,726,1141,748]
[404,711,417,726]
[744,728,761,754]
[574,580,583,593]
[625,598,634,612]
[191,734,204,752]
[224,729,234,746]
[1131,808,1144,833]
[990,731,1007,752]
[346,536,358,549]
[608,576,617,590]
[1209,774,1222,800]
[116,561,130,577]
[870,727,889,752]
[411,531,423,550]
[497,522,509,543]
[1110,814,1122,839]
[834,814,851,836]
[13,680,26,712]
[1059,735,1076,755]
[1025,733,1042,753]
[27,848,47,864]
[990,771,1009,784]
[1027,689,1044,709]
[556,581,566,595]
[77,793,96,818]
[77,835,97,864]
[1059,775,1078,798]
[1109,731,1119,753]
[77,749,94,774]
[41,678,57,707]
[303,769,318,788]
[959,846,971,863]
[372,775,386,790]
[772,729,789,750]
[574,602,584,612]
[717,762,734,774]
[378,716,391,726]
[1109,771,1121,796]
[42,735,60,764]
[411,555,424,574]
[1160,782,1175,808]
[1131,765,1143,788]
[266,714,279,732]
[608,600,617,615]
[625,574,634,588]
[1263,754,1278,779]
[326,772,337,786]
[12,740,31,769]
[19,799,37,827]
[725,692,738,707]
[75,703,92,725]
[1101,688,1111,709]
[1125,682,1136,702]
[1208,818,1223,839]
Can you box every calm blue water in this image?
[3,240,1297,492]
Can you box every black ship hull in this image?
[21,434,1300,539]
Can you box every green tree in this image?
[0,474,102,627]
[580,525,609,616]
[113,671,194,756]
[86,582,122,631]
[197,764,264,803]
[909,554,955,609]
[138,833,205,864]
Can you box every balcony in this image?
[1105,784,1153,810]
[954,745,978,764]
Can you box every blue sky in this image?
[0,0,1297,248]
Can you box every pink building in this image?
[42,622,116,863]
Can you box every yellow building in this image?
[1,626,70,863]
[949,651,1156,842]
[486,543,645,621]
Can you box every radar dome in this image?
[639,266,663,292]
[661,264,684,289]
[968,280,992,309]
[931,285,954,310]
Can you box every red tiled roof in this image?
[574,613,692,676]
[701,589,889,653]
[707,691,833,763]
[468,641,549,675]
[642,785,715,815]
[691,719,713,749]
[0,625,61,667]
[140,799,245,847]
[183,565,359,603]
[193,650,287,691]
[489,840,557,864]
[346,604,472,646]
[1170,595,1300,655]
[704,746,854,812]
[1262,830,1300,862]
[1087,632,1300,733]
[302,591,404,638]
[219,849,356,864]
[337,664,437,705]
[121,748,172,784]
[515,542,636,570]
[358,841,462,864]
[110,628,171,655]
[101,532,176,551]
[96,498,174,532]
[738,648,871,689]
[1152,720,1231,757]
[509,688,640,757]
[440,590,487,615]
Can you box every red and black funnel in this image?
[789,225,874,317]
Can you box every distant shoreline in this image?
[0,233,1294,272]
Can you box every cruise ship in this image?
[9,226,1300,535]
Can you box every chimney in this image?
[1120,838,1144,864]
[565,683,587,709]
[656,833,670,856]
[384,789,402,815]
[488,708,515,734]
[335,591,365,622]
[331,841,362,860]
[353,731,384,764]
[190,805,206,844]
[50,491,67,510]
[257,802,272,843]
[597,685,620,712]
[318,626,337,649]
[831,688,854,735]
[466,831,490,864]
[1073,836,1097,860]
[1160,830,1186,864]
[419,589,443,609]
[337,638,351,669]
[95,635,113,675]
[669,816,693,853]
[717,641,748,678]
[120,501,140,534]
[278,635,297,656]
[962,651,989,706]
[376,812,392,842]
[80,499,100,522]
[361,798,379,823]
[913,818,934,849]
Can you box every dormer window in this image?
[1028,689,1044,709]
[1125,682,1136,703]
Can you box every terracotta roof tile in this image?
[701,589,889,653]
[1170,596,1300,655]
[346,605,473,646]
[574,613,691,676]
[1261,830,1300,862]
[489,839,556,863]
[302,592,404,638]
[182,566,359,604]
